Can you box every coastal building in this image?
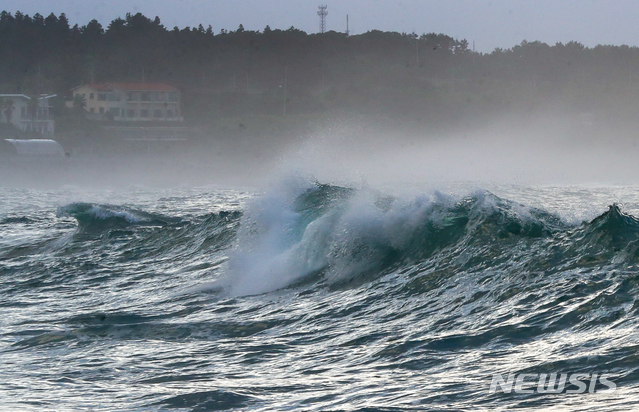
[71,83,182,121]
[0,94,56,137]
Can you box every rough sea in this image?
[3,178,639,411]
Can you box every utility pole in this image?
[283,66,288,116]
[37,65,42,96]
[346,14,349,36]
[472,41,475,65]
[317,5,328,33]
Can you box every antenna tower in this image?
[317,5,328,33]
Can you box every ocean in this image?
[2,179,639,411]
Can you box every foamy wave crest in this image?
[58,202,182,232]
[219,178,568,296]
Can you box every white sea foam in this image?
[220,178,468,296]
[87,205,146,223]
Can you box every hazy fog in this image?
[3,108,639,191]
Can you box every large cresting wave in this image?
[218,179,639,297]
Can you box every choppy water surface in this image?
[2,181,639,411]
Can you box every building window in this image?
[168,93,179,102]
[140,109,149,118]
[126,92,140,102]
[98,93,107,101]
[140,93,151,102]
[99,107,104,114]
[109,107,120,117]
[127,109,135,118]
[90,93,94,100]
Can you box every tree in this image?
[72,94,87,114]
[82,19,103,37]
[1,99,15,124]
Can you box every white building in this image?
[71,83,181,122]
[0,94,56,137]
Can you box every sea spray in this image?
[219,179,568,296]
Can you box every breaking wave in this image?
[218,180,639,297]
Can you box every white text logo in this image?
[489,373,616,394]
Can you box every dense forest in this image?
[2,10,639,129]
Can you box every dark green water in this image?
[2,182,639,411]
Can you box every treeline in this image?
[2,10,639,124]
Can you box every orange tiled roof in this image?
[108,83,179,92]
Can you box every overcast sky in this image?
[4,0,639,52]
